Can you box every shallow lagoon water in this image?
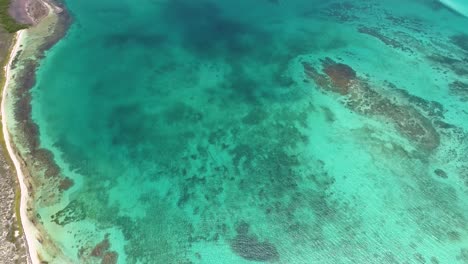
[21,0,468,263]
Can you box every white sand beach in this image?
[1,30,42,264]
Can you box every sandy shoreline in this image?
[1,30,42,264]
[0,0,75,260]
[1,0,72,261]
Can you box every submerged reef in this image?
[230,222,279,262]
[450,81,468,101]
[451,34,468,53]
[78,234,119,264]
[303,58,440,151]
[8,0,468,263]
[358,26,411,52]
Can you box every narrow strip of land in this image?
[2,30,41,264]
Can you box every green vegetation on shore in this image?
[0,0,27,33]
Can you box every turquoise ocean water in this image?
[21,0,468,263]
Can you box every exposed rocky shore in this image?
[0,145,28,263]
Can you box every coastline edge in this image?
[1,30,41,264]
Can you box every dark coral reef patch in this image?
[91,235,110,257]
[303,58,440,151]
[358,26,411,52]
[450,34,468,53]
[78,234,119,264]
[50,200,86,226]
[322,58,356,94]
[449,81,468,101]
[230,222,280,262]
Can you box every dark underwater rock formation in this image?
[358,26,411,52]
[50,200,86,226]
[451,34,468,53]
[91,235,110,257]
[434,169,448,179]
[303,58,440,151]
[230,222,280,262]
[449,81,468,101]
[322,57,356,94]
